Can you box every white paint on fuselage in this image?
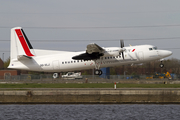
[8,44,172,72]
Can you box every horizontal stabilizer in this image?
[17,55,32,60]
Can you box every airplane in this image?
[8,27,172,77]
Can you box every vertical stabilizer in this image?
[10,27,35,60]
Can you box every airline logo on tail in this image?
[15,29,34,56]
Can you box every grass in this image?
[0,83,180,88]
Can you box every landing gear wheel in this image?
[94,70,99,75]
[98,70,102,75]
[159,63,164,68]
[94,70,103,75]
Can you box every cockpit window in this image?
[153,47,157,50]
[149,47,157,51]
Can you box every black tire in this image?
[159,64,164,68]
[98,70,102,75]
[94,70,99,75]
[94,70,103,75]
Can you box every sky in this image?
[0,0,180,61]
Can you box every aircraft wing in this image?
[86,43,104,54]
[72,43,104,60]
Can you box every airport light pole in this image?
[2,53,4,69]
[124,71,127,79]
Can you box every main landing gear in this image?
[94,59,103,75]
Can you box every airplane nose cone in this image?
[158,50,173,57]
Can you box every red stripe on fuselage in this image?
[15,29,34,56]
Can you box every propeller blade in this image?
[122,51,124,59]
[120,39,124,48]
[120,39,125,59]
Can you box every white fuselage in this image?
[8,45,172,72]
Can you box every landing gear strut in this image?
[94,59,103,75]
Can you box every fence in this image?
[0,74,179,81]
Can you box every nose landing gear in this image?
[159,61,164,68]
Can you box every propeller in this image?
[120,39,125,59]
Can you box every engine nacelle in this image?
[103,51,119,57]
